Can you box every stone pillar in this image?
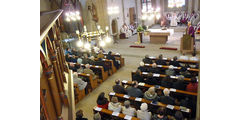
[188,0,193,13]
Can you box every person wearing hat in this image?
[155,54,167,65]
[143,87,159,102]
[122,100,136,117]
[169,56,180,67]
[112,79,126,94]
[108,96,122,112]
[137,103,152,120]
[165,65,176,76]
[93,112,101,120]
[138,61,148,72]
[126,81,143,97]
[172,75,186,90]
[142,55,153,64]
[159,88,175,105]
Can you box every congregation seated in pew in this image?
[126,81,143,98]
[112,79,127,94]
[83,64,98,80]
[108,96,122,112]
[97,92,109,109]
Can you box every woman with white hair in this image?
[137,103,152,120]
[73,72,87,90]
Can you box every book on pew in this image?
[124,115,132,120]
[166,105,174,110]
[155,85,160,89]
[135,97,142,101]
[112,112,120,116]
[123,95,130,99]
[109,92,116,96]
[122,80,128,83]
[94,107,102,111]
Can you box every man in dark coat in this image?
[169,56,180,67]
[142,55,153,64]
[126,81,143,97]
[132,69,144,83]
[112,79,126,94]
[155,54,167,65]
[172,75,186,90]
[159,88,175,105]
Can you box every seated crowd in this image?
[93,80,195,120]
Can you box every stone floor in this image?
[75,25,199,119]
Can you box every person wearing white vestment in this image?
[170,13,178,26]
[120,23,132,38]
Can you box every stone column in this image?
[188,0,193,13]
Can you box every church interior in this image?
[40,0,200,119]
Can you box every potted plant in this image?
[137,25,144,43]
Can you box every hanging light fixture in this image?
[65,11,81,22]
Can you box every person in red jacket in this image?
[97,92,109,109]
[186,77,198,93]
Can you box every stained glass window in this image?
[168,0,185,8]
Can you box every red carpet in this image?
[160,47,177,50]
[130,45,145,48]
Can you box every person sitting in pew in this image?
[138,61,148,72]
[155,54,167,65]
[83,64,98,80]
[142,55,153,64]
[82,54,89,64]
[69,62,78,72]
[76,109,88,120]
[77,65,84,73]
[95,58,109,72]
[133,69,144,83]
[93,112,101,120]
[97,92,109,109]
[172,75,186,91]
[159,88,175,105]
[169,56,181,67]
[126,81,143,98]
[65,53,72,62]
[71,55,78,63]
[90,48,98,58]
[174,111,184,120]
[72,48,78,56]
[108,96,122,112]
[122,100,137,117]
[113,79,126,94]
[97,50,105,59]
[88,56,96,65]
[137,103,152,120]
[189,52,199,68]
[73,72,87,90]
[148,63,160,74]
[144,87,159,102]
[65,48,72,55]
[186,77,198,93]
[144,72,160,85]
[161,75,173,88]
[179,67,191,78]
[152,107,168,120]
[107,51,120,69]
[77,56,83,64]
[165,65,176,76]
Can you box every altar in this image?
[148,29,174,44]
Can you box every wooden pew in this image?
[121,80,197,96]
[143,63,200,72]
[148,56,199,64]
[78,73,98,90]
[102,59,117,73]
[103,52,125,67]
[74,84,85,104]
[72,63,108,81]
[93,106,140,120]
[131,71,192,82]
[108,92,191,114]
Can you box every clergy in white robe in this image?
[170,13,178,26]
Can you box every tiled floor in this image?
[75,25,199,119]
